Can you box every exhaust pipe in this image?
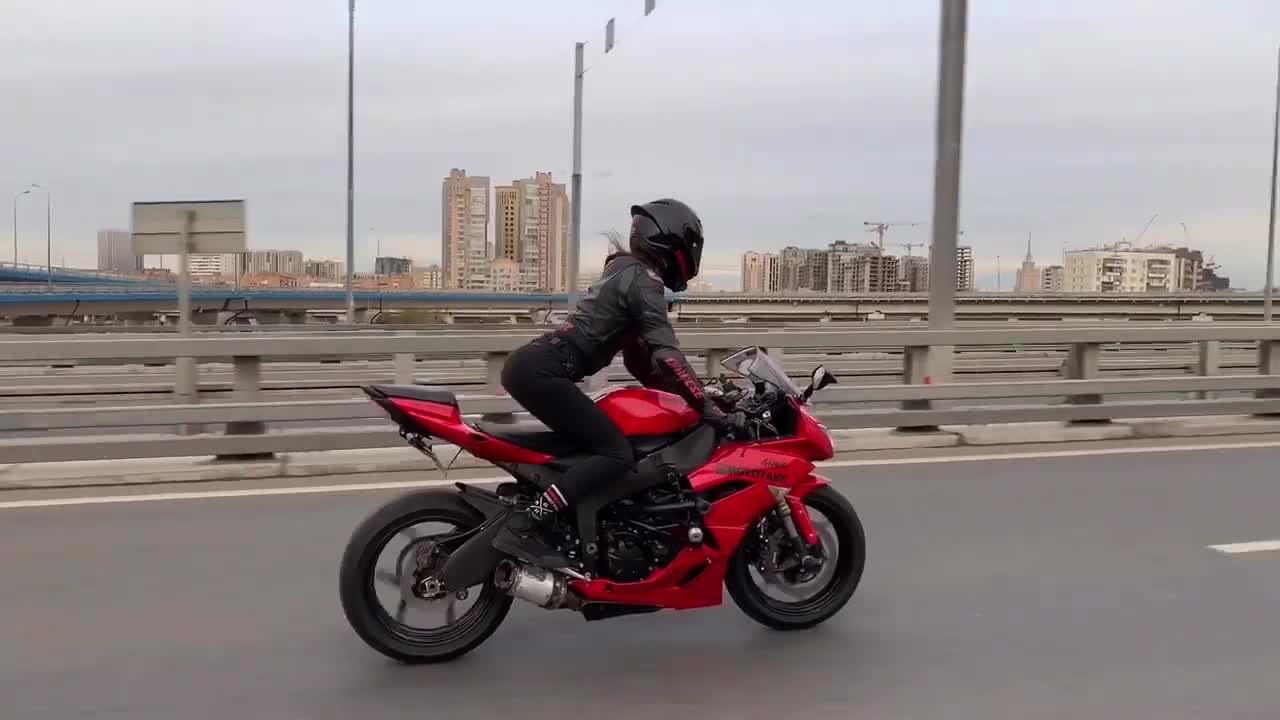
[493,560,581,610]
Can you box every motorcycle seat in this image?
[474,421,680,460]
[365,384,458,407]
[474,421,581,457]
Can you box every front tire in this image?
[339,489,514,664]
[725,485,865,630]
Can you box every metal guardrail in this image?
[1,325,1279,464]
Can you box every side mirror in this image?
[802,365,838,402]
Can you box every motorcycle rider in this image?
[494,198,745,568]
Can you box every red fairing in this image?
[384,397,553,465]
[736,399,833,462]
[380,382,841,614]
[594,387,699,436]
[569,448,828,610]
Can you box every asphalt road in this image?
[2,443,1279,719]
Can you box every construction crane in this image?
[893,241,927,257]
[864,221,922,250]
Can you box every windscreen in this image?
[721,347,802,396]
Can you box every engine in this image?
[601,526,652,582]
[600,484,690,582]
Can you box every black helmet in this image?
[629,198,704,292]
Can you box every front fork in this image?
[768,486,822,560]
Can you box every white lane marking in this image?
[820,438,1280,468]
[2,438,1280,511]
[1209,540,1280,555]
[0,478,468,510]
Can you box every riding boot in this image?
[493,488,572,570]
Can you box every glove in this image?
[707,410,752,440]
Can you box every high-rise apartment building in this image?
[956,246,975,291]
[826,241,896,293]
[245,250,303,277]
[97,229,141,274]
[442,169,491,290]
[495,186,520,262]
[304,259,346,282]
[493,172,569,292]
[415,264,445,289]
[742,252,766,292]
[740,242,977,295]
[898,255,930,292]
[187,254,239,278]
[1040,265,1065,292]
[741,251,781,292]
[1014,238,1040,293]
[374,256,413,276]
[1064,244,1207,293]
[780,246,828,292]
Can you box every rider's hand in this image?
[710,410,752,440]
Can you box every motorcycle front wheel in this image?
[339,489,513,663]
[725,485,866,630]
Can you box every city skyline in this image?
[441,169,571,293]
[6,2,1279,291]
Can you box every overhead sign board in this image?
[131,200,247,254]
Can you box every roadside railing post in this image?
[482,351,516,423]
[1254,341,1280,416]
[897,344,940,432]
[1197,340,1220,400]
[220,354,271,460]
[901,346,931,410]
[1066,341,1106,423]
[393,331,416,384]
[174,355,203,436]
[704,348,729,379]
[394,352,415,384]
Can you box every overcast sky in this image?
[3,1,1279,289]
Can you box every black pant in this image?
[501,339,632,505]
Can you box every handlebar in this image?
[706,375,783,441]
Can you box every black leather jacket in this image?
[553,255,721,419]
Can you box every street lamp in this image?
[1265,43,1279,321]
[41,186,51,290]
[11,185,35,266]
[16,184,52,289]
[345,0,356,323]
[568,0,660,302]
[926,0,968,382]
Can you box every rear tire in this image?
[725,485,865,630]
[339,489,513,664]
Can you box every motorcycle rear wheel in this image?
[725,485,865,630]
[339,489,513,663]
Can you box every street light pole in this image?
[1265,43,1279,322]
[345,0,357,324]
[568,42,585,302]
[45,188,52,290]
[567,3,658,303]
[926,0,968,381]
[12,186,33,266]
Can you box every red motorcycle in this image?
[339,347,865,663]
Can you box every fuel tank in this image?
[594,387,699,436]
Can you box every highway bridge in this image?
[0,262,147,286]
[0,285,1265,325]
[2,324,1280,720]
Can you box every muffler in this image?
[493,560,581,610]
